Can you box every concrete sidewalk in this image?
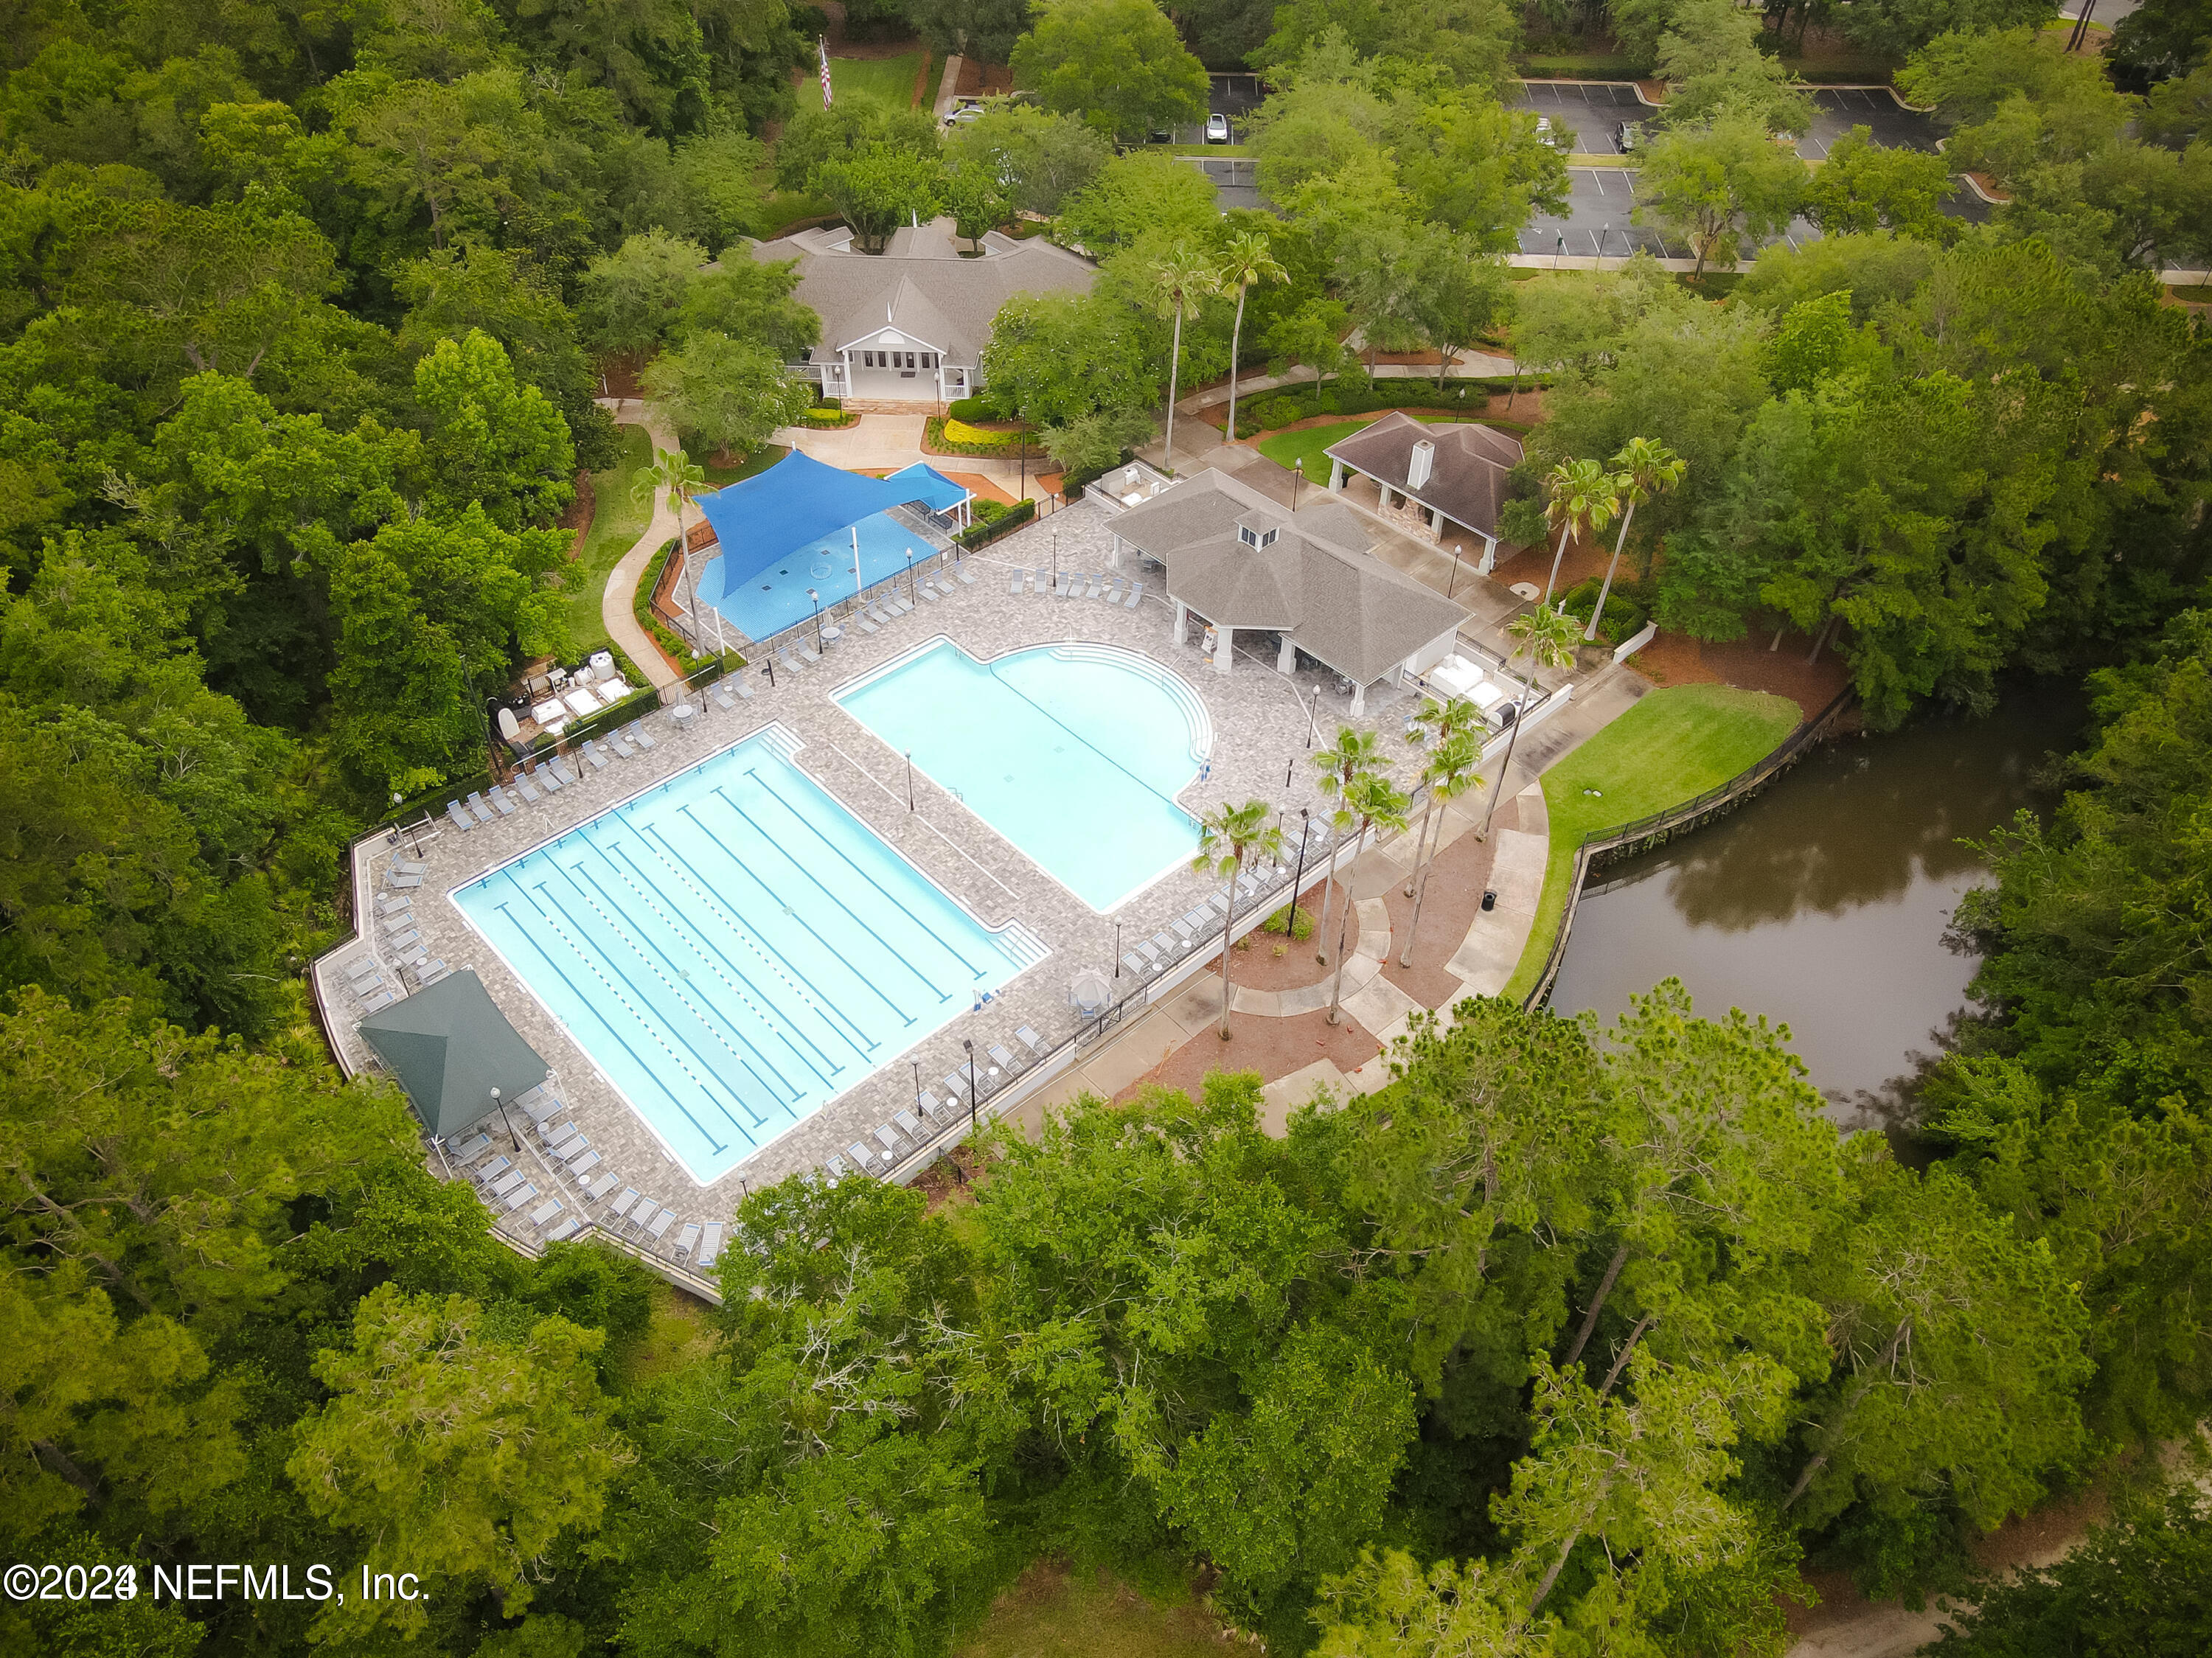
[594,398,683,689]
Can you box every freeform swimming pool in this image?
[835,638,1207,912]
[695,510,930,643]
[453,729,1035,1182]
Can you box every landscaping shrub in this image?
[1264,902,1315,940]
[800,407,858,428]
[927,416,1037,458]
[947,394,992,422]
[1235,376,1534,437]
[636,537,748,675]
[970,498,1010,525]
[1559,577,1649,647]
[959,498,1035,547]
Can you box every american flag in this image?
[818,37,832,108]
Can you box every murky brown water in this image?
[1549,686,2081,1118]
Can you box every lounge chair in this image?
[465,791,495,824]
[628,720,657,751]
[491,1167,529,1198]
[382,911,417,936]
[512,772,541,804]
[474,1152,512,1181]
[797,641,822,664]
[626,1200,660,1236]
[608,729,636,759]
[385,871,422,888]
[561,1135,596,1164]
[1136,941,1162,967]
[673,1222,700,1261]
[488,784,518,815]
[777,647,803,673]
[1015,1025,1046,1056]
[1124,582,1145,610]
[874,1124,905,1156]
[988,1042,1018,1072]
[446,800,475,832]
[645,1208,677,1243]
[349,970,387,998]
[356,989,396,1014]
[823,1154,851,1182]
[846,1140,880,1173]
[542,1216,581,1243]
[529,1197,563,1227]
[1008,568,1025,593]
[567,1149,601,1180]
[408,958,445,985]
[698,1223,724,1267]
[551,756,580,785]
[956,562,976,585]
[342,950,378,975]
[605,1188,640,1220]
[1168,917,1195,945]
[521,1089,563,1125]
[1121,952,1147,975]
[711,681,737,711]
[917,1090,945,1121]
[375,894,411,918]
[856,615,878,634]
[1060,572,1084,597]
[391,857,426,875]
[917,583,939,602]
[534,761,563,794]
[581,740,609,770]
[386,927,421,952]
[894,1109,923,1140]
[584,1171,620,1201]
[1097,577,1124,602]
[503,1182,538,1211]
[450,1132,493,1162]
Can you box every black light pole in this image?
[905,546,915,601]
[1292,456,1303,512]
[905,750,915,811]
[912,1059,920,1104]
[964,1038,978,1138]
[1287,807,1311,936]
[1447,543,1464,599]
[806,588,824,649]
[1113,922,1121,978]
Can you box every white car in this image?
[1205,112,1232,144]
[1534,115,1559,148]
[942,103,984,128]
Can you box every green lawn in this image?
[1503,684,1804,1003]
[957,1564,1225,1658]
[1256,414,1490,478]
[702,443,789,489]
[830,52,925,109]
[564,422,654,658]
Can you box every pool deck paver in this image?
[319,496,1431,1247]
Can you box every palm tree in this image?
[633,446,717,652]
[1539,456,1621,606]
[1151,243,1218,473]
[1399,731,1484,969]
[1402,694,1486,898]
[1310,725,1383,965]
[1326,770,1409,1025]
[1586,437,1685,641]
[1479,601,1582,838]
[1193,798,1287,1040]
[1218,229,1286,445]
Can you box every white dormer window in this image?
[1237,523,1279,548]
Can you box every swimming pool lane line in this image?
[532,862,790,1133]
[557,855,813,1110]
[577,853,849,1099]
[734,765,1011,986]
[714,775,992,995]
[659,803,919,1034]
[493,887,742,1157]
[625,823,891,1059]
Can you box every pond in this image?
[1547,684,2081,1121]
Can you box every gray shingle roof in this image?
[1324,411,1524,541]
[1116,469,1470,684]
[749,217,1097,368]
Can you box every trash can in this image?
[1481,889,1498,913]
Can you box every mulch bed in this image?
[1378,801,1509,1009]
[1633,627,1851,717]
[1113,1006,1382,1104]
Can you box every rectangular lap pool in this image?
[453,730,1032,1182]
[836,638,1205,912]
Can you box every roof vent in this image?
[1408,439,1436,492]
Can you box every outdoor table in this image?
[820,624,844,645]
[671,703,696,731]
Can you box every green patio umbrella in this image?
[358,969,549,1140]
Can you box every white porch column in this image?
[1476,537,1498,576]
[1214,625,1234,675]
[1173,601,1189,647]
[1429,506,1443,533]
[1276,631,1296,674]
[1349,678,1368,716]
[1328,457,1345,491]
[1377,484,1392,510]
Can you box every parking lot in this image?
[1156,72,1266,147]
[1799,86,1941,158]
[1509,80,1652,155]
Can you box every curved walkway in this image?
[595,397,683,689]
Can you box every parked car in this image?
[1205,112,1232,144]
[942,102,985,128]
[1150,126,1172,144]
[1615,120,1646,152]
[1534,115,1560,149]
